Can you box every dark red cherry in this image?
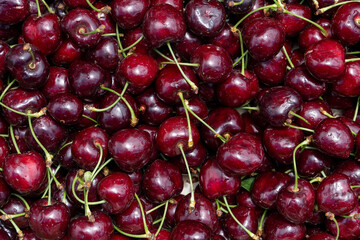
[0,41,9,78]
[264,212,306,240]
[136,124,159,162]
[51,39,82,67]
[0,138,8,170]
[3,151,46,195]
[6,43,49,90]
[223,206,258,240]
[72,126,109,170]
[0,0,29,25]
[63,0,95,8]
[333,59,360,97]
[151,0,183,12]
[259,86,302,127]
[61,8,102,48]
[339,116,360,136]
[324,90,356,110]
[209,24,240,57]
[298,18,331,50]
[29,199,70,240]
[297,149,332,178]
[8,126,29,153]
[109,128,152,172]
[316,173,357,215]
[156,116,200,157]
[308,232,335,240]
[334,161,360,196]
[251,171,292,209]
[175,96,207,126]
[2,196,29,229]
[0,229,10,240]
[332,3,360,46]
[90,2,115,34]
[305,39,346,82]
[225,0,254,14]
[236,189,262,218]
[184,0,225,38]
[111,0,150,29]
[263,126,303,165]
[242,17,285,61]
[142,4,186,47]
[284,65,326,101]
[291,49,305,67]
[236,0,264,27]
[47,93,83,125]
[69,211,113,240]
[296,100,332,129]
[171,220,211,240]
[87,37,120,72]
[142,159,183,203]
[123,27,151,55]
[0,177,10,208]
[78,102,99,129]
[175,193,218,231]
[174,31,202,61]
[42,67,70,100]
[313,118,354,159]
[97,172,134,214]
[171,142,207,173]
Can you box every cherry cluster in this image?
[0,0,359,239]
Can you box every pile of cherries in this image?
[0,0,360,238]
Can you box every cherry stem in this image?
[155,200,169,237]
[79,25,105,35]
[134,193,152,238]
[9,125,20,154]
[319,107,335,118]
[84,187,91,220]
[23,43,36,69]
[116,24,126,58]
[235,29,245,75]
[347,51,360,55]
[316,0,359,15]
[0,79,15,101]
[309,176,323,184]
[282,46,294,69]
[216,199,237,208]
[289,111,310,125]
[353,96,360,122]
[90,143,103,182]
[179,144,196,213]
[0,134,8,138]
[11,193,30,210]
[234,4,277,28]
[40,0,54,13]
[321,170,327,178]
[178,92,194,148]
[238,105,260,111]
[85,0,101,12]
[0,102,45,118]
[167,42,198,94]
[118,35,144,53]
[293,136,312,192]
[339,215,355,219]
[0,209,23,239]
[88,82,128,113]
[92,158,113,180]
[101,33,124,37]
[345,58,360,63]
[81,114,98,125]
[46,168,52,205]
[257,209,268,237]
[223,196,259,240]
[35,0,41,17]
[153,48,174,62]
[229,0,245,6]
[71,175,106,206]
[41,164,61,199]
[351,185,360,188]
[232,50,249,67]
[160,61,199,67]
[283,122,315,133]
[283,10,327,36]
[146,201,168,215]
[55,141,73,156]
[113,224,148,238]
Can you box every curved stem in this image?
[55,141,73,156]
[0,102,43,118]
[316,0,360,14]
[146,201,167,215]
[234,29,245,75]
[153,49,174,62]
[71,175,106,205]
[353,96,360,122]
[40,0,53,13]
[116,24,126,58]
[81,114,98,125]
[93,158,113,180]
[0,210,23,238]
[155,200,169,237]
[282,46,294,69]
[292,137,312,192]
[0,79,15,101]
[284,10,327,36]
[178,92,193,148]
[86,0,101,12]
[80,25,105,35]
[333,217,339,240]
[113,224,147,238]
[118,35,144,53]
[9,125,20,154]
[179,144,196,213]
[102,33,124,37]
[134,193,152,237]
[234,4,277,28]
[89,82,128,112]
[160,61,199,67]
[11,193,30,210]
[257,209,268,236]
[289,111,310,125]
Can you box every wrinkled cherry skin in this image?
[97,172,134,214]
[171,220,212,240]
[223,206,258,240]
[185,0,225,38]
[3,152,46,195]
[305,39,346,82]
[264,212,306,240]
[199,158,241,200]
[72,126,109,170]
[142,159,183,203]
[201,107,244,150]
[175,193,218,231]
[242,17,285,61]
[251,171,292,209]
[296,100,331,129]
[259,86,302,127]
[333,60,360,97]
[297,149,332,178]
[69,211,113,240]
[42,67,70,100]
[111,0,150,30]
[317,173,357,215]
[156,116,200,157]
[109,128,152,172]
[142,4,186,47]
[29,199,70,240]
[51,39,82,67]
[47,93,83,125]
[332,3,360,46]
[0,0,29,25]
[87,37,120,72]
[191,44,233,84]
[263,126,303,165]
[334,161,360,196]
[313,118,354,159]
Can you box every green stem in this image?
[9,125,20,154]
[284,10,327,36]
[35,0,41,17]
[236,29,245,75]
[153,49,174,62]
[41,164,61,199]
[155,200,169,237]
[113,224,147,238]
[353,96,360,122]
[333,217,339,240]
[316,0,360,14]
[0,134,8,137]
[234,4,277,28]
[178,92,193,148]
[0,79,15,101]
[238,106,260,111]
[134,193,152,237]
[283,123,315,133]
[93,158,113,180]
[257,209,268,236]
[179,144,196,212]
[46,168,51,205]
[79,25,105,35]
[0,210,23,238]
[293,137,312,192]
[85,0,101,12]
[321,170,327,178]
[146,201,167,215]
[351,185,360,189]
[289,110,310,125]
[81,114,98,125]
[102,33,124,37]
[0,102,44,118]
[11,193,30,210]
[40,0,54,13]
[90,143,103,182]
[309,177,323,184]
[160,61,199,67]
[116,24,126,58]
[55,141,73,156]
[71,176,106,205]
[232,50,249,67]
[118,35,144,53]
[282,46,294,69]
[216,199,237,208]
[345,58,360,63]
[347,51,360,55]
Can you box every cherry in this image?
[263,126,303,165]
[3,151,46,195]
[111,0,150,30]
[0,176,10,208]
[87,37,120,72]
[142,159,183,203]
[69,211,113,240]
[42,67,71,100]
[175,96,207,126]
[171,220,211,240]
[291,49,305,67]
[298,18,331,50]
[1,196,29,229]
[171,142,207,173]
[308,232,335,240]
[151,0,183,12]
[264,212,306,240]
[63,0,95,9]
[97,172,134,214]
[225,0,254,14]
[209,24,240,57]
[91,2,115,34]
[339,116,360,135]
[6,43,49,90]
[123,27,151,55]
[0,137,9,168]
[29,199,70,240]
[0,41,9,78]
[316,173,357,215]
[305,39,346,82]
[275,4,311,37]
[137,124,159,162]
[334,160,360,196]
[242,17,285,61]
[175,193,218,231]
[323,89,355,110]
[108,128,152,172]
[296,100,331,130]
[313,118,354,159]
[72,126,109,170]
[174,31,202,61]
[47,93,83,125]
[142,4,186,47]
[333,59,360,97]
[51,39,82,67]
[0,229,10,240]
[0,0,29,25]
[297,148,332,178]
[236,189,262,218]
[8,126,29,153]
[251,171,292,209]
[78,102,99,129]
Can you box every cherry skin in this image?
[298,18,331,50]
[334,160,360,196]
[111,0,150,29]
[142,4,186,47]
[236,189,262,218]
[296,99,332,129]
[2,196,29,229]
[123,27,151,55]
[317,173,357,215]
[223,206,258,240]
[0,229,10,240]
[174,31,202,61]
[333,59,360,97]
[87,37,120,72]
[0,40,9,78]
[308,232,335,240]
[171,220,212,240]
[297,149,332,178]
[313,118,354,159]
[0,177,10,208]
[305,39,346,82]
[108,128,152,172]
[142,159,183,203]
[42,67,71,100]
[0,137,9,168]
[209,24,240,57]
[51,39,82,67]
[264,212,306,240]
[171,142,207,173]
[242,17,285,61]
[8,126,29,153]
[91,2,115,34]
[0,0,29,25]
[225,0,254,14]
[47,93,83,125]
[69,211,113,240]
[97,172,134,214]
[72,126,109,170]
[175,193,218,231]
[137,124,159,162]
[29,199,70,240]
[63,0,95,9]
[175,96,208,126]
[3,151,46,195]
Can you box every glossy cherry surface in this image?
[171,220,211,240]
[111,0,149,29]
[264,212,306,240]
